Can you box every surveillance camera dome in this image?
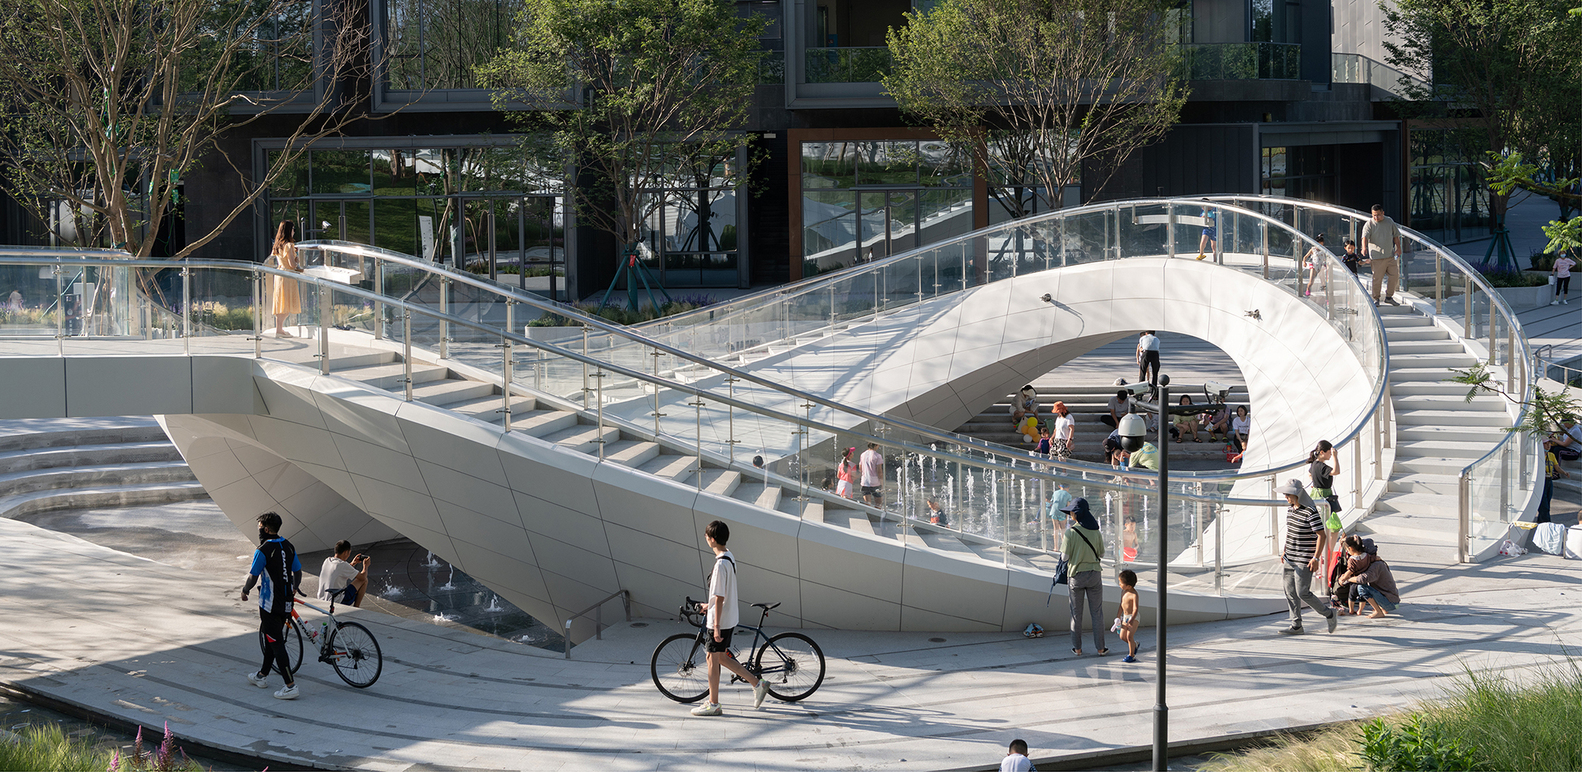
[1118,413,1148,452]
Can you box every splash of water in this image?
[432,612,456,623]
[485,594,504,612]
[423,551,442,569]
[437,564,457,591]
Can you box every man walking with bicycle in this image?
[241,512,303,700]
[691,520,768,716]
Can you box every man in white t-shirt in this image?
[1136,331,1161,387]
[859,442,885,506]
[690,520,767,717]
[317,540,369,607]
[1000,738,1036,771]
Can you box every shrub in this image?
[1359,715,1480,771]
[0,722,204,772]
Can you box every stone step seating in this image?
[321,348,1025,567]
[953,383,1250,463]
[1354,302,1509,549]
[0,419,206,519]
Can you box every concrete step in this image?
[1375,305,1419,316]
[1352,511,1458,545]
[0,481,208,519]
[452,394,536,424]
[1394,409,1511,428]
[333,362,450,390]
[1393,396,1506,413]
[1389,353,1479,369]
[0,462,195,498]
[781,498,821,520]
[540,424,621,454]
[1397,425,1509,444]
[1389,367,1479,383]
[411,379,497,407]
[694,469,742,498]
[1396,439,1502,459]
[639,454,701,481]
[1383,327,1451,342]
[1387,473,1461,496]
[1394,456,1473,475]
[510,409,580,438]
[1387,381,1483,396]
[731,483,782,511]
[605,441,661,468]
[1379,314,1432,328]
[0,442,184,476]
[1373,491,1460,517]
[324,351,400,371]
[1387,340,1466,355]
[0,423,169,454]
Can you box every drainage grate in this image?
[928,637,946,643]
[631,622,649,628]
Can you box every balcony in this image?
[1176,42,1301,81]
[1332,53,1430,99]
[804,47,892,84]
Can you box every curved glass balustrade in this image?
[0,194,1394,597]
[1207,195,1537,560]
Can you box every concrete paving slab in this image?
[4,511,1582,771]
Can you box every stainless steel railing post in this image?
[402,308,414,402]
[252,269,262,359]
[181,266,191,356]
[374,257,385,341]
[318,284,331,375]
[1457,472,1470,563]
[438,278,450,360]
[53,265,64,356]
[1434,253,1443,314]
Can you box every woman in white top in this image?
[1051,401,1075,461]
[1552,251,1576,305]
[1231,405,1252,454]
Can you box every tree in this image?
[883,0,1187,219]
[0,0,371,258]
[1383,0,1582,268]
[477,0,764,296]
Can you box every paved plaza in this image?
[2,500,1581,771]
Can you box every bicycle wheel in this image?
[650,633,709,703]
[753,632,824,702]
[326,621,382,688]
[258,617,304,675]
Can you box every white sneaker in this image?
[1553,300,1561,306]
[690,701,722,716]
[274,684,300,700]
[1565,299,1570,305]
[247,672,269,689]
[753,679,769,710]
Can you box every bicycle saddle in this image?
[752,602,781,610]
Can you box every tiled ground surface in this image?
[3,502,1581,772]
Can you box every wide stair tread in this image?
[332,361,450,390]
[604,441,661,467]
[509,409,580,437]
[0,481,208,518]
[451,394,536,423]
[639,454,702,480]
[410,379,497,407]
[0,442,184,475]
[540,424,620,454]
[0,461,194,496]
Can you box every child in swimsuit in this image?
[1116,569,1140,662]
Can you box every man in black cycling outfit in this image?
[241,512,303,700]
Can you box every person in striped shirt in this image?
[1276,480,1337,636]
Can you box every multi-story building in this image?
[0,0,1493,299]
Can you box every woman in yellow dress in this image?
[270,220,302,338]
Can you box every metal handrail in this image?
[297,197,1390,485]
[562,589,630,657]
[0,251,1291,509]
[1204,195,1536,478]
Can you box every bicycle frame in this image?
[682,603,782,682]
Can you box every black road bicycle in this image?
[257,596,383,688]
[650,598,825,703]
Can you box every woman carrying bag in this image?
[270,220,304,338]
[1059,497,1107,656]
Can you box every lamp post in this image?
[1118,375,1193,772]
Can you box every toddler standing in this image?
[1115,569,1140,662]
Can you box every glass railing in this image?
[1176,42,1301,81]
[804,46,892,83]
[1206,195,1538,561]
[1331,53,1429,97]
[0,245,1312,597]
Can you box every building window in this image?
[382,0,520,91]
[634,150,745,288]
[1262,146,1334,202]
[264,141,568,300]
[800,139,972,277]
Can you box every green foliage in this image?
[190,302,254,331]
[884,0,1186,218]
[0,723,205,772]
[1476,269,1548,287]
[1196,724,1365,772]
[477,0,764,248]
[1422,666,1582,772]
[1360,716,1481,771]
[1447,363,1580,432]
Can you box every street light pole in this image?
[1152,383,1170,772]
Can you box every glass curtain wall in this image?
[801,140,973,277]
[637,151,744,288]
[383,0,521,90]
[265,143,567,300]
[1408,128,1491,245]
[1261,146,1335,202]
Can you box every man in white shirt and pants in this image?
[691,520,768,716]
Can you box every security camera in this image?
[1203,380,1232,401]
[1118,413,1148,452]
[1121,381,1153,397]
